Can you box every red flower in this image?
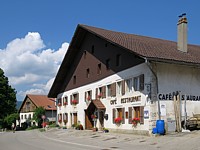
[114,117,122,124]
[64,102,67,105]
[58,119,62,123]
[72,99,78,105]
[87,96,91,101]
[58,103,61,106]
[91,114,97,119]
[132,117,140,125]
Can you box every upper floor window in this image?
[84,51,87,59]
[91,45,94,54]
[70,93,79,105]
[86,68,90,78]
[133,74,144,91]
[63,96,68,105]
[125,78,133,92]
[85,90,92,101]
[73,75,76,84]
[97,63,101,75]
[116,54,121,66]
[117,81,122,95]
[106,59,110,70]
[107,84,111,97]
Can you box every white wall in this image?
[57,63,154,131]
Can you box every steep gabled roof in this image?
[48,24,200,97]
[19,94,56,112]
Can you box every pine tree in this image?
[0,68,17,128]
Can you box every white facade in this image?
[56,61,200,134]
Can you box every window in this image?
[84,51,87,59]
[70,93,79,105]
[63,113,68,124]
[63,96,68,105]
[112,108,125,124]
[25,114,27,119]
[106,59,110,70]
[85,90,92,101]
[125,78,133,92]
[26,102,31,112]
[128,106,144,124]
[107,84,111,97]
[86,68,90,78]
[117,81,122,95]
[73,75,76,84]
[134,74,144,91]
[28,114,31,119]
[21,115,23,119]
[57,98,62,106]
[91,45,94,54]
[116,54,121,66]
[97,63,101,75]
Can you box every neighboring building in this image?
[48,15,200,134]
[18,94,56,127]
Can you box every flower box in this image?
[64,102,67,105]
[72,99,78,105]
[132,117,140,127]
[58,103,61,107]
[114,117,122,125]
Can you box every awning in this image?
[89,100,106,110]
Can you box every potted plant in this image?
[114,117,122,126]
[103,127,109,133]
[132,117,140,127]
[72,99,78,105]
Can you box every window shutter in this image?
[102,86,106,98]
[122,80,125,95]
[77,93,79,104]
[140,106,144,124]
[85,92,87,102]
[70,95,72,105]
[139,74,144,91]
[90,90,92,100]
[112,109,116,124]
[95,88,98,99]
[122,108,125,124]
[66,113,68,123]
[111,83,116,97]
[128,107,133,124]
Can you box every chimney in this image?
[177,13,188,53]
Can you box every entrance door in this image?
[85,110,93,129]
[99,111,104,129]
[73,113,77,125]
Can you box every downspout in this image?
[145,58,161,120]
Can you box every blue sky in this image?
[0,1,199,101]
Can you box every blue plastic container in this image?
[156,120,165,135]
[152,127,157,134]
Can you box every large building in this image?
[48,15,200,134]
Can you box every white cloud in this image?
[0,32,69,101]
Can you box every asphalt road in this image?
[1,129,200,150]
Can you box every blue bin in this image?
[156,120,165,135]
[152,127,157,134]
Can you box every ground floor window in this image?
[63,113,68,124]
[112,108,125,124]
[128,106,144,124]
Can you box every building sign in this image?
[144,110,149,119]
[110,96,141,105]
[121,96,141,104]
[158,93,200,101]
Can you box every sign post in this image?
[42,115,46,129]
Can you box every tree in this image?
[4,113,19,129]
[0,68,17,128]
[33,107,45,127]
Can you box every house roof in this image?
[19,94,56,112]
[48,24,200,97]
